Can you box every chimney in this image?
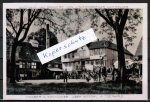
[46,24,50,48]
[33,36,35,40]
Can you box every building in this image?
[61,40,133,73]
[7,25,62,80]
[15,40,44,79]
[7,38,62,79]
[134,37,142,62]
[134,37,142,76]
[45,58,62,79]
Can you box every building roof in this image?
[47,68,63,71]
[18,42,41,62]
[49,58,61,64]
[88,41,133,56]
[135,37,142,56]
[17,42,61,63]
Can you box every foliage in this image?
[27,28,58,47]
[6,8,142,83]
[94,9,142,45]
[6,29,14,59]
[6,9,89,82]
[88,9,143,84]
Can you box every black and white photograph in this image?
[3,3,147,100]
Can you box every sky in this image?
[10,8,143,55]
[18,9,142,55]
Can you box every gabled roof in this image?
[135,37,142,56]
[18,42,40,62]
[88,41,133,56]
[49,58,61,64]
[17,42,61,63]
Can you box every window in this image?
[72,53,74,58]
[68,54,70,58]
[27,62,31,68]
[100,49,103,54]
[31,62,36,69]
[95,49,99,55]
[72,62,75,66]
[79,51,82,58]
[19,65,22,68]
[48,64,52,67]
[74,52,77,56]
[78,61,80,64]
[69,63,71,67]
[65,63,68,67]
[90,50,94,56]
[112,59,115,65]
[22,62,26,68]
[96,60,99,65]
[101,60,104,65]
[91,61,93,65]
[64,54,67,58]
[54,64,58,68]
[82,50,85,58]
[19,62,26,68]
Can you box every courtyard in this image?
[7,79,142,95]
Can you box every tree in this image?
[27,28,58,47]
[6,9,88,83]
[6,9,42,83]
[6,29,14,59]
[93,9,142,84]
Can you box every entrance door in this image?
[81,61,85,67]
[28,71,32,79]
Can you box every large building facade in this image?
[7,39,62,79]
[61,40,133,72]
[7,25,62,80]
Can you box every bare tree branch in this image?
[6,18,17,34]
[95,9,113,27]
[116,9,122,26]
[105,9,114,24]
[18,10,42,43]
[120,9,129,33]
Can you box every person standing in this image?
[63,69,68,83]
[53,72,56,79]
[98,67,102,82]
[112,65,116,81]
[102,66,107,83]
[60,73,63,79]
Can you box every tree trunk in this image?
[115,29,127,84]
[9,43,17,83]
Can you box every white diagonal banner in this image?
[37,28,97,64]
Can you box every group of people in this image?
[54,63,142,83]
[87,66,107,82]
[62,66,116,83]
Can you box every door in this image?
[81,61,85,67]
[27,71,32,79]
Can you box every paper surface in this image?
[37,28,97,64]
[3,3,147,101]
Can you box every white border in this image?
[3,3,148,100]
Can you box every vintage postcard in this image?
[3,3,147,100]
